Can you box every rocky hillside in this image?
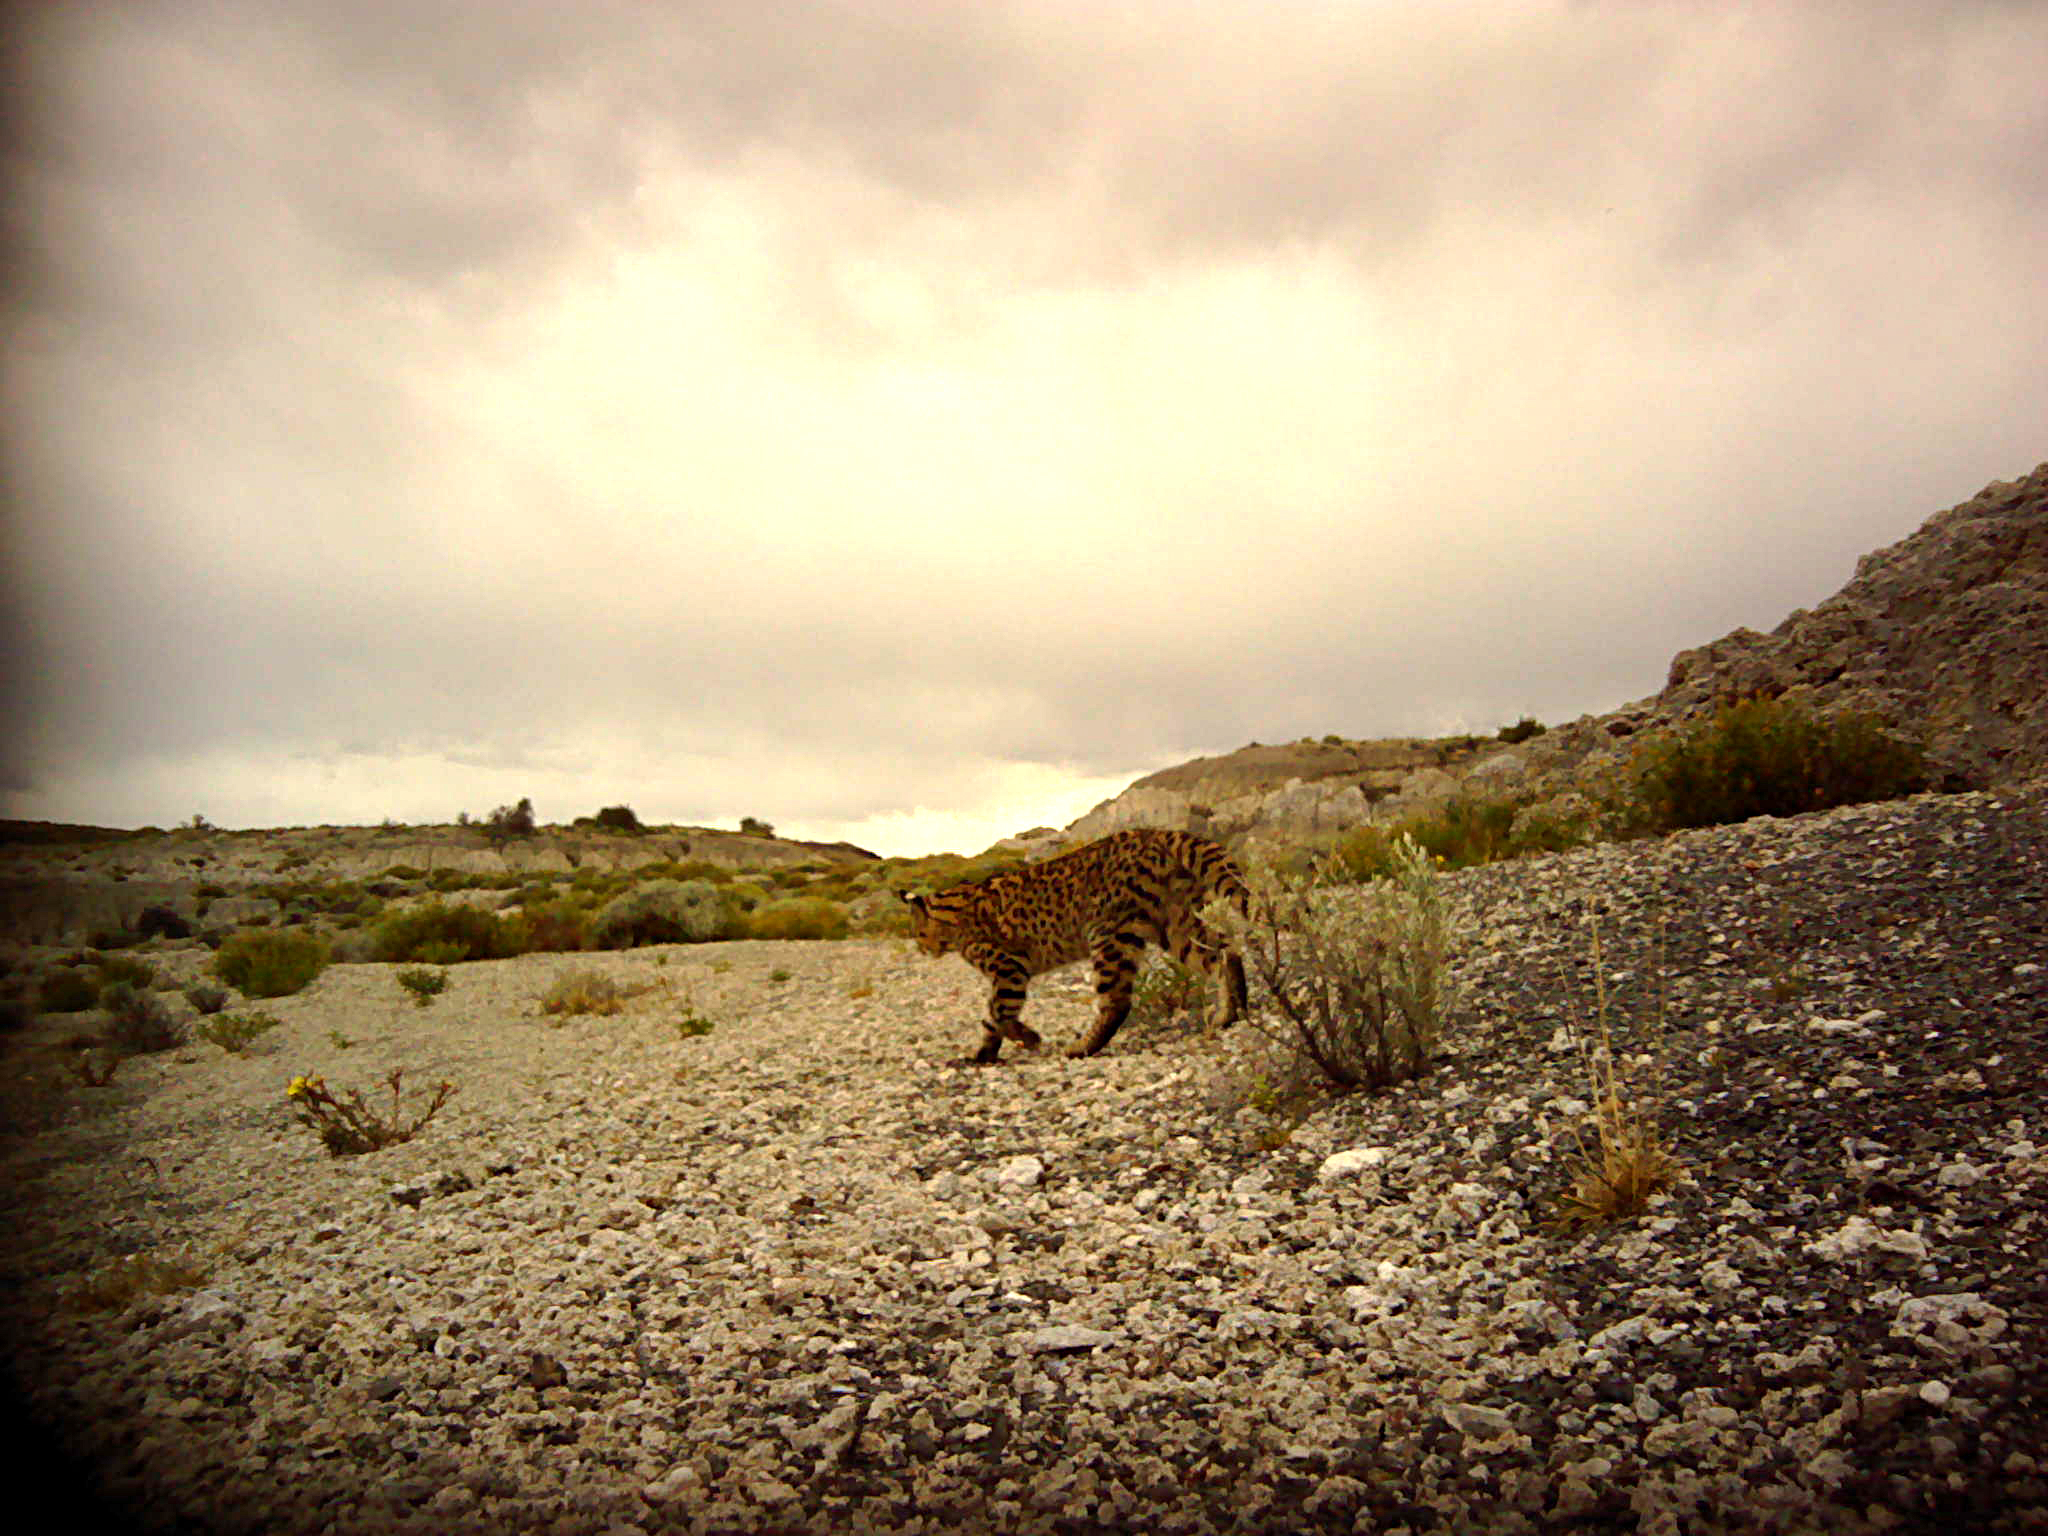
[1069,460,2048,843]
[1516,457,2048,796]
[1065,737,1517,845]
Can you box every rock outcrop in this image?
[1651,460,2048,785]
[1061,459,2048,846]
[1066,737,1507,845]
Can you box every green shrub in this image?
[1497,716,1547,744]
[197,1009,281,1054]
[590,880,737,948]
[372,901,522,964]
[593,804,642,833]
[851,896,913,937]
[99,982,188,1056]
[1329,796,1512,881]
[1325,784,1594,883]
[1214,834,1456,1092]
[396,967,449,1007]
[213,929,329,998]
[506,898,589,954]
[38,968,99,1013]
[746,897,849,941]
[1625,698,1929,833]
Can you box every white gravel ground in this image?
[3,783,2047,1534]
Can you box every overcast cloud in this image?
[5,1,2045,854]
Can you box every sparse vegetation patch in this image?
[1623,695,1929,832]
[540,968,633,1018]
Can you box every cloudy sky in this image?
[4,2,2044,855]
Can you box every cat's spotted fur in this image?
[901,828,1250,1062]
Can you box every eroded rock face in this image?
[1067,739,1499,843]
[1654,461,2048,785]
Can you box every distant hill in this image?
[0,820,140,847]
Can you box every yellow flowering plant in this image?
[286,1069,457,1156]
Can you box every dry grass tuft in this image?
[66,1251,208,1312]
[540,968,633,1018]
[1551,918,1682,1231]
[1555,1088,1682,1231]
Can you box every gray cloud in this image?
[5,1,2046,851]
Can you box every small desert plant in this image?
[1497,716,1547,744]
[196,1009,282,1054]
[98,982,188,1056]
[590,880,736,948]
[540,968,629,1018]
[739,816,774,836]
[767,966,792,984]
[1127,956,1207,1033]
[746,897,849,941]
[1551,921,1681,1230]
[69,1044,120,1085]
[674,1003,715,1039]
[286,1069,457,1156]
[1624,696,1929,833]
[1216,834,1456,1092]
[182,983,229,1015]
[592,804,643,833]
[214,929,329,998]
[66,1251,208,1312]
[396,967,449,1007]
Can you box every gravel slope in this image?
[2,782,2046,1535]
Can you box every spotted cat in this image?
[900,828,1250,1063]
